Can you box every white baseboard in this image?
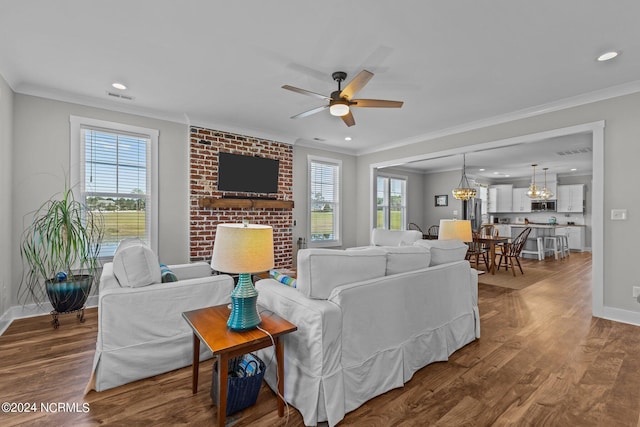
[601,305,640,327]
[0,295,98,336]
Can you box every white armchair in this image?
[86,240,234,392]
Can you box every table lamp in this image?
[211,223,274,331]
[438,219,472,242]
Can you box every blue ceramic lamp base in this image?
[227,273,261,331]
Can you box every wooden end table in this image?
[182,304,297,426]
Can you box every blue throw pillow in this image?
[270,270,297,288]
[160,263,178,283]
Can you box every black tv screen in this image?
[217,152,279,194]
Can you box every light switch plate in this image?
[611,209,627,220]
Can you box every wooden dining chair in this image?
[466,232,490,271]
[497,227,532,276]
[427,225,439,239]
[477,224,499,237]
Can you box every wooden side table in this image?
[182,304,297,426]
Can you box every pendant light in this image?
[539,167,554,200]
[526,164,542,199]
[452,153,477,201]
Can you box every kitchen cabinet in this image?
[556,184,584,213]
[555,226,585,251]
[512,188,532,213]
[488,184,513,213]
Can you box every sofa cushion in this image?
[296,248,386,299]
[414,239,468,266]
[370,228,422,246]
[112,238,162,287]
[376,245,431,275]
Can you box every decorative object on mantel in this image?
[527,164,543,199]
[438,219,472,242]
[19,184,104,328]
[539,167,554,200]
[198,198,294,209]
[211,223,274,331]
[452,153,477,201]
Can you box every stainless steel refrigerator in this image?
[465,198,483,230]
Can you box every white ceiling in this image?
[0,1,638,172]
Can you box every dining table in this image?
[473,235,510,274]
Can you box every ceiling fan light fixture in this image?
[329,101,350,117]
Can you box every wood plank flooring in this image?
[2,252,640,426]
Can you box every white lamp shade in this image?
[211,223,274,273]
[438,219,472,242]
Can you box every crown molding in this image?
[357,80,640,156]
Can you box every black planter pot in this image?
[45,275,93,328]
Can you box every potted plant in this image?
[19,185,104,328]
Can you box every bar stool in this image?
[520,237,545,260]
[556,234,570,258]
[543,236,563,260]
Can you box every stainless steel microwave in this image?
[531,200,556,212]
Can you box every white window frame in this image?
[308,155,342,247]
[376,172,407,230]
[70,116,159,258]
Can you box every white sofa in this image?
[255,240,479,426]
[370,228,423,246]
[86,240,234,392]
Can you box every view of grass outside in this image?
[95,210,146,256]
[377,209,403,230]
[311,210,335,240]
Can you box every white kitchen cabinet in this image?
[512,188,532,213]
[488,184,513,213]
[555,226,585,251]
[556,184,584,213]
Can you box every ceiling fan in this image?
[282,70,403,127]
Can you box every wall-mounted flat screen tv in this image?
[217,152,279,194]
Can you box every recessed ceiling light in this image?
[478,168,485,172]
[493,171,499,175]
[345,137,352,141]
[112,82,127,90]
[504,174,510,177]
[571,168,577,171]
[597,51,619,62]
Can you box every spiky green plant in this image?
[19,186,104,306]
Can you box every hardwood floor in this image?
[2,252,640,426]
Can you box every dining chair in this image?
[497,227,532,276]
[466,231,490,271]
[427,225,439,239]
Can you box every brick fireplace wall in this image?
[189,126,294,268]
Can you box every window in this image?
[309,156,341,246]
[70,117,158,258]
[376,175,407,230]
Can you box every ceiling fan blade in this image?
[350,99,404,108]
[340,70,374,100]
[290,105,328,119]
[341,111,356,127]
[282,85,330,101]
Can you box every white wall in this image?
[10,94,189,310]
[0,73,14,318]
[422,170,464,227]
[356,91,640,317]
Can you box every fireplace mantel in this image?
[198,197,294,210]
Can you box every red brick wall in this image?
[189,126,294,268]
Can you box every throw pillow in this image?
[270,270,297,288]
[160,263,179,283]
[414,239,468,266]
[112,238,162,287]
